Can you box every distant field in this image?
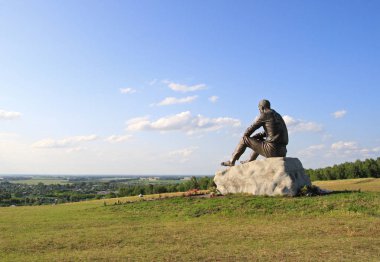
[313,178,380,192]
[6,177,185,185]
[129,179,185,185]
[1,179,380,261]
[8,179,70,185]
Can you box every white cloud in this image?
[163,81,207,93]
[126,111,241,135]
[298,140,380,162]
[331,141,358,150]
[209,96,219,103]
[328,140,380,159]
[105,134,132,143]
[0,109,21,120]
[33,135,98,149]
[168,146,198,163]
[155,96,198,106]
[298,144,326,157]
[283,115,322,133]
[332,110,347,119]
[65,147,86,153]
[120,88,136,94]
[126,117,152,131]
[151,111,192,130]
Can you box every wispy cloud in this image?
[283,115,322,133]
[65,147,86,153]
[328,140,380,159]
[298,141,380,161]
[209,96,219,103]
[331,141,357,150]
[105,134,132,143]
[298,144,326,157]
[33,135,98,149]
[332,110,347,119]
[0,109,21,120]
[154,96,198,106]
[126,117,151,131]
[120,88,136,94]
[168,146,198,163]
[126,111,241,135]
[163,81,206,93]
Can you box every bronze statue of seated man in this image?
[221,99,288,166]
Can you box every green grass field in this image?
[1,179,380,261]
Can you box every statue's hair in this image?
[259,99,271,109]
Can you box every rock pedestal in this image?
[214,157,311,196]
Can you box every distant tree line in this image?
[306,157,380,181]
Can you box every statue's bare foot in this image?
[221,160,234,166]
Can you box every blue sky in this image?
[1,0,379,174]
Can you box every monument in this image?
[215,99,311,196]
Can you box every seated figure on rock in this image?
[221,99,288,166]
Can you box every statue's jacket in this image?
[243,109,289,157]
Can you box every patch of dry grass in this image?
[313,178,380,192]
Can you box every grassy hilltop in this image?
[1,179,380,261]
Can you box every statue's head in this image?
[258,99,271,113]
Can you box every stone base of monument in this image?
[214,157,311,196]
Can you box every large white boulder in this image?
[214,157,311,196]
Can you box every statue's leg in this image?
[221,137,247,166]
[231,138,247,163]
[240,151,259,164]
[239,137,268,164]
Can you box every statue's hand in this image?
[252,132,265,140]
[252,134,261,139]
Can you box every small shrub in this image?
[208,186,222,197]
[298,185,323,196]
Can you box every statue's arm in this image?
[244,117,263,137]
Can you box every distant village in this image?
[0,175,213,207]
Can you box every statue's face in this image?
[258,105,264,113]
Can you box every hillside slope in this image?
[1,179,380,261]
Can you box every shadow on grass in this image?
[327,189,362,195]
